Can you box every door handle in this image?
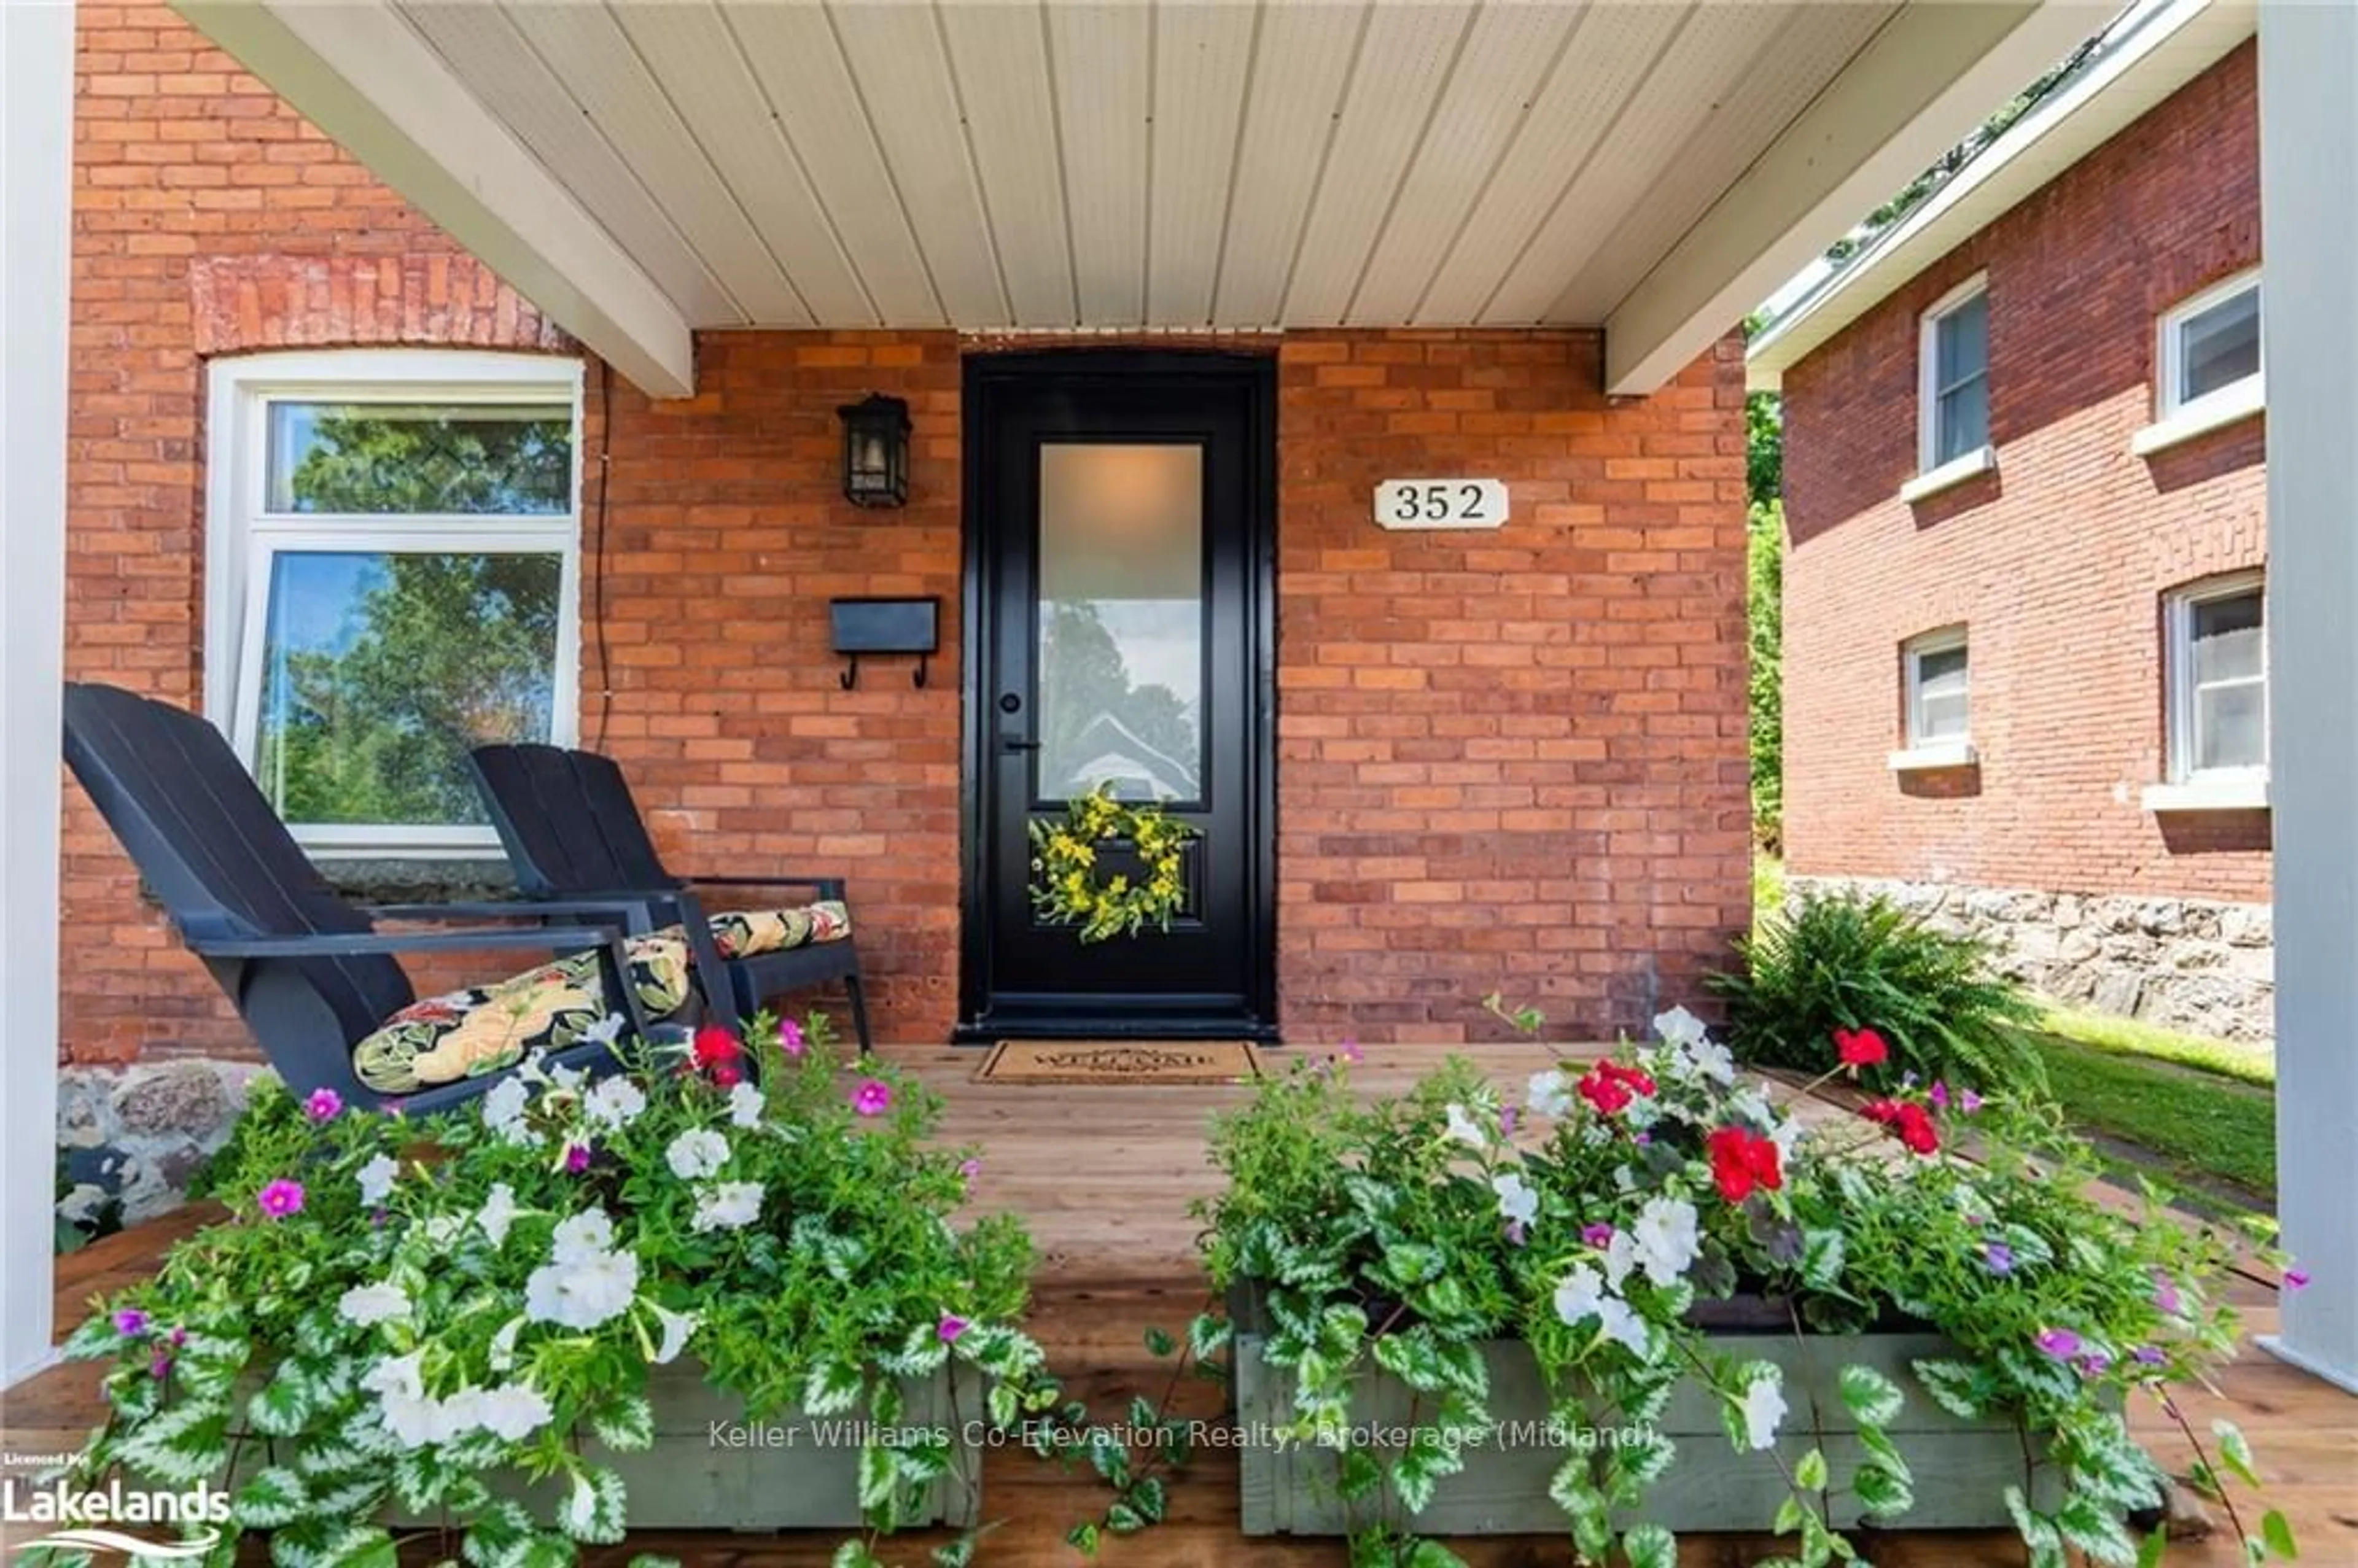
[1001,736,1041,753]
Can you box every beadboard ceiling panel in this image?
[194,0,2097,394]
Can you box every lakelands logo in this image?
[2,1477,229,1558]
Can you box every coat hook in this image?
[912,654,929,690]
[839,654,859,691]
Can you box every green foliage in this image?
[1199,1004,2287,1566]
[1748,500,1785,850]
[1710,888,2046,1090]
[61,1014,1040,1562]
[2034,1036,2275,1199]
[2037,1004,2276,1087]
[1028,783,1196,942]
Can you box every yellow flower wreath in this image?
[1027,783,1194,942]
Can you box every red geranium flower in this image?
[1705,1126,1784,1203]
[1576,1060,1657,1117]
[1862,1097,1940,1156]
[692,1025,743,1073]
[1834,1027,1889,1071]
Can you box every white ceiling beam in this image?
[1601,0,2109,395]
[173,0,696,397]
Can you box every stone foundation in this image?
[1788,877,2274,1044]
[57,1059,263,1232]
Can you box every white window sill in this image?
[1899,445,1996,505]
[2141,775,2270,812]
[1888,741,1979,773]
[2132,379,2264,457]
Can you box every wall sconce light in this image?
[837,392,911,509]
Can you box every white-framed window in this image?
[1917,274,1991,474]
[2158,268,2262,418]
[1903,627,1971,748]
[203,349,584,857]
[2164,572,2267,784]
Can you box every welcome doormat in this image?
[975,1040,1264,1085]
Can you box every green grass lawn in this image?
[2031,1034,2275,1204]
[2036,1002,2274,1086]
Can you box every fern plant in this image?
[1708,888,2046,1090]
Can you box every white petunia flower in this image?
[356,1154,400,1207]
[477,1382,555,1442]
[665,1127,731,1181]
[1678,1036,1736,1085]
[1740,1369,1788,1451]
[1442,1103,1490,1149]
[1770,1116,1807,1161]
[482,1076,530,1130]
[647,1300,700,1365]
[1492,1171,1539,1228]
[582,1076,645,1130]
[690,1181,763,1234]
[478,1182,519,1249]
[1553,1263,1608,1328]
[550,1206,617,1266]
[1653,1006,1710,1048]
[525,1247,640,1330]
[431,1385,486,1444]
[361,1352,437,1449]
[728,1081,766,1129]
[580,1013,629,1049]
[1603,1228,1640,1291]
[421,1214,466,1248]
[1730,1087,1776,1126]
[487,1314,526,1373]
[1596,1298,1651,1357]
[1525,1070,1574,1119]
[337,1280,410,1327]
[1630,1196,1701,1287]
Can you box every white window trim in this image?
[203,349,585,858]
[2154,568,2269,804]
[1915,272,1991,480]
[2155,267,2263,419]
[1896,626,1972,767]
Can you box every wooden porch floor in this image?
[6,1042,2353,1565]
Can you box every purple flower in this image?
[852,1079,893,1118]
[1632,1131,1652,1147]
[2132,1346,2168,1368]
[2034,1327,2083,1360]
[1928,1081,1950,1111]
[256,1178,305,1220]
[113,1309,149,1338]
[1980,1241,2015,1276]
[780,1018,807,1059]
[958,1157,982,1184]
[1581,1223,1615,1249]
[2286,1266,2313,1292]
[2076,1351,2114,1377]
[2152,1269,2183,1314]
[149,1353,173,1380]
[370,1208,389,1228]
[563,1143,593,1175]
[1505,1221,1528,1248]
[1958,1089,1983,1115]
[168,1327,185,1348]
[303,1087,344,1123]
[937,1313,970,1345]
[1500,1107,1520,1139]
[1339,1036,1364,1065]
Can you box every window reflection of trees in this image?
[1037,600,1199,804]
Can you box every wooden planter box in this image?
[233,1359,984,1534]
[1231,1287,2052,1537]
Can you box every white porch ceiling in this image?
[176,0,2113,396]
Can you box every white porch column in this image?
[2258,0,2358,1394]
[0,0,74,1385]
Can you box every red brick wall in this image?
[61,0,1751,1063]
[1781,43,2269,904]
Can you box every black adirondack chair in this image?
[467,743,873,1050]
[61,682,672,1113]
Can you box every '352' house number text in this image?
[1373,478,1509,531]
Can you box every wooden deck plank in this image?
[6,1041,2351,1564]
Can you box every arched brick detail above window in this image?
[189,254,573,357]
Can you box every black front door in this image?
[960,352,1275,1041]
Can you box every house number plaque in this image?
[1373,478,1508,530]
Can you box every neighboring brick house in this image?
[1749,2,2271,1041]
[60,0,1756,1217]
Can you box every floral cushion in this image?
[707,899,852,960]
[352,932,691,1095]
